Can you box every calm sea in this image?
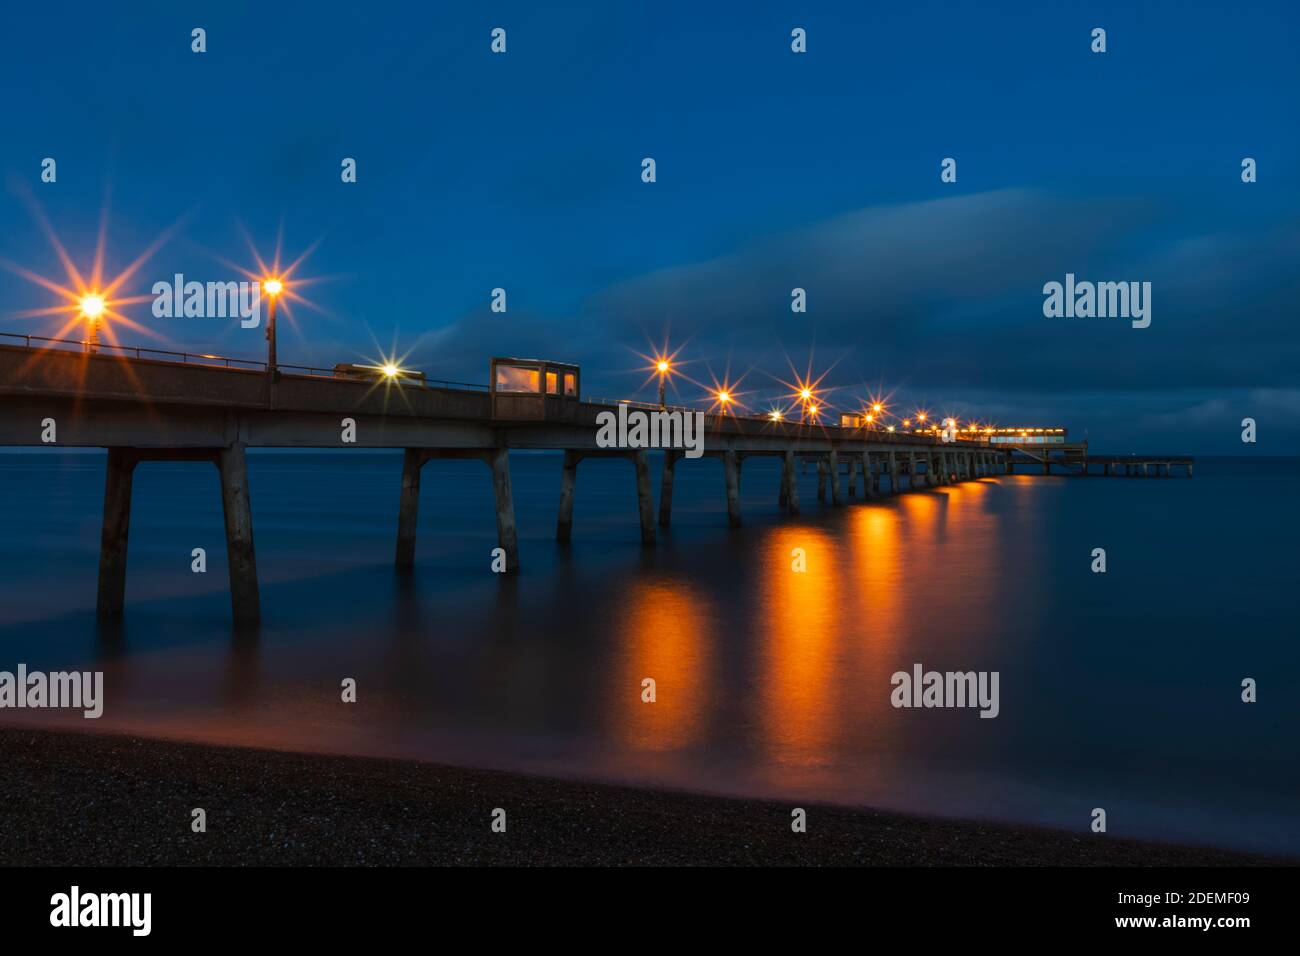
[1,450,1296,854]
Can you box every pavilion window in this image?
[495,365,540,393]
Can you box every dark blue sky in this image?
[2,1,1296,452]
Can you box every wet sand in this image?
[0,726,1288,866]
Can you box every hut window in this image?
[495,365,540,393]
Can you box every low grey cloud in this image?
[410,188,1299,451]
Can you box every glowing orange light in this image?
[808,405,819,416]
[263,278,283,297]
[769,410,784,422]
[79,293,105,319]
[717,391,731,403]
[872,403,883,413]
[800,388,812,401]
[657,360,670,374]
[917,411,928,422]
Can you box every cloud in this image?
[411,188,1300,443]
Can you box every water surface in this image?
[1,451,1295,854]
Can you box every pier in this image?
[0,339,1185,626]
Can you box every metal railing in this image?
[0,333,974,422]
[0,331,489,393]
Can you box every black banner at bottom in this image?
[0,864,1287,942]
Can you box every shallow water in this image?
[1,450,1296,854]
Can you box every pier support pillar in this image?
[395,448,423,568]
[723,449,742,527]
[634,449,656,544]
[96,448,137,619]
[217,443,261,628]
[659,450,681,528]
[817,458,827,501]
[781,450,800,515]
[847,455,858,497]
[487,447,520,571]
[888,451,899,494]
[829,450,845,505]
[862,452,877,499]
[556,450,579,542]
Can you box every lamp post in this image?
[263,278,283,377]
[657,360,670,410]
[80,293,105,354]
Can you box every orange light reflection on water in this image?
[614,579,713,753]
[758,525,841,766]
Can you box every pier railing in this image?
[0,332,490,393]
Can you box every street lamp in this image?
[263,278,283,377]
[656,359,670,410]
[80,293,105,353]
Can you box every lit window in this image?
[496,365,540,393]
